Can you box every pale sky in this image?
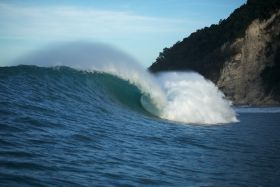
[0,0,246,67]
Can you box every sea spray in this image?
[157,72,238,124]
[13,41,237,124]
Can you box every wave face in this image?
[9,42,237,124]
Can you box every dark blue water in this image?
[1,66,280,186]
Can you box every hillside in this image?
[149,0,280,105]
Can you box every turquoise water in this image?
[0,66,280,186]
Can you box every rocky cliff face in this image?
[218,11,280,105]
[149,0,280,105]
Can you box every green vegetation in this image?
[149,0,280,82]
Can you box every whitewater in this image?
[14,41,237,124]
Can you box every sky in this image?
[0,0,246,67]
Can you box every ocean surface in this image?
[1,65,280,187]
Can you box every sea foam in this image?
[157,72,238,124]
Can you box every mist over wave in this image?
[13,41,237,124]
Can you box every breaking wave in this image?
[9,41,237,124]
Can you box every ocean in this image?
[0,43,280,186]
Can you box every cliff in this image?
[149,0,280,105]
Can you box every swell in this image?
[0,65,150,118]
[0,65,238,125]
